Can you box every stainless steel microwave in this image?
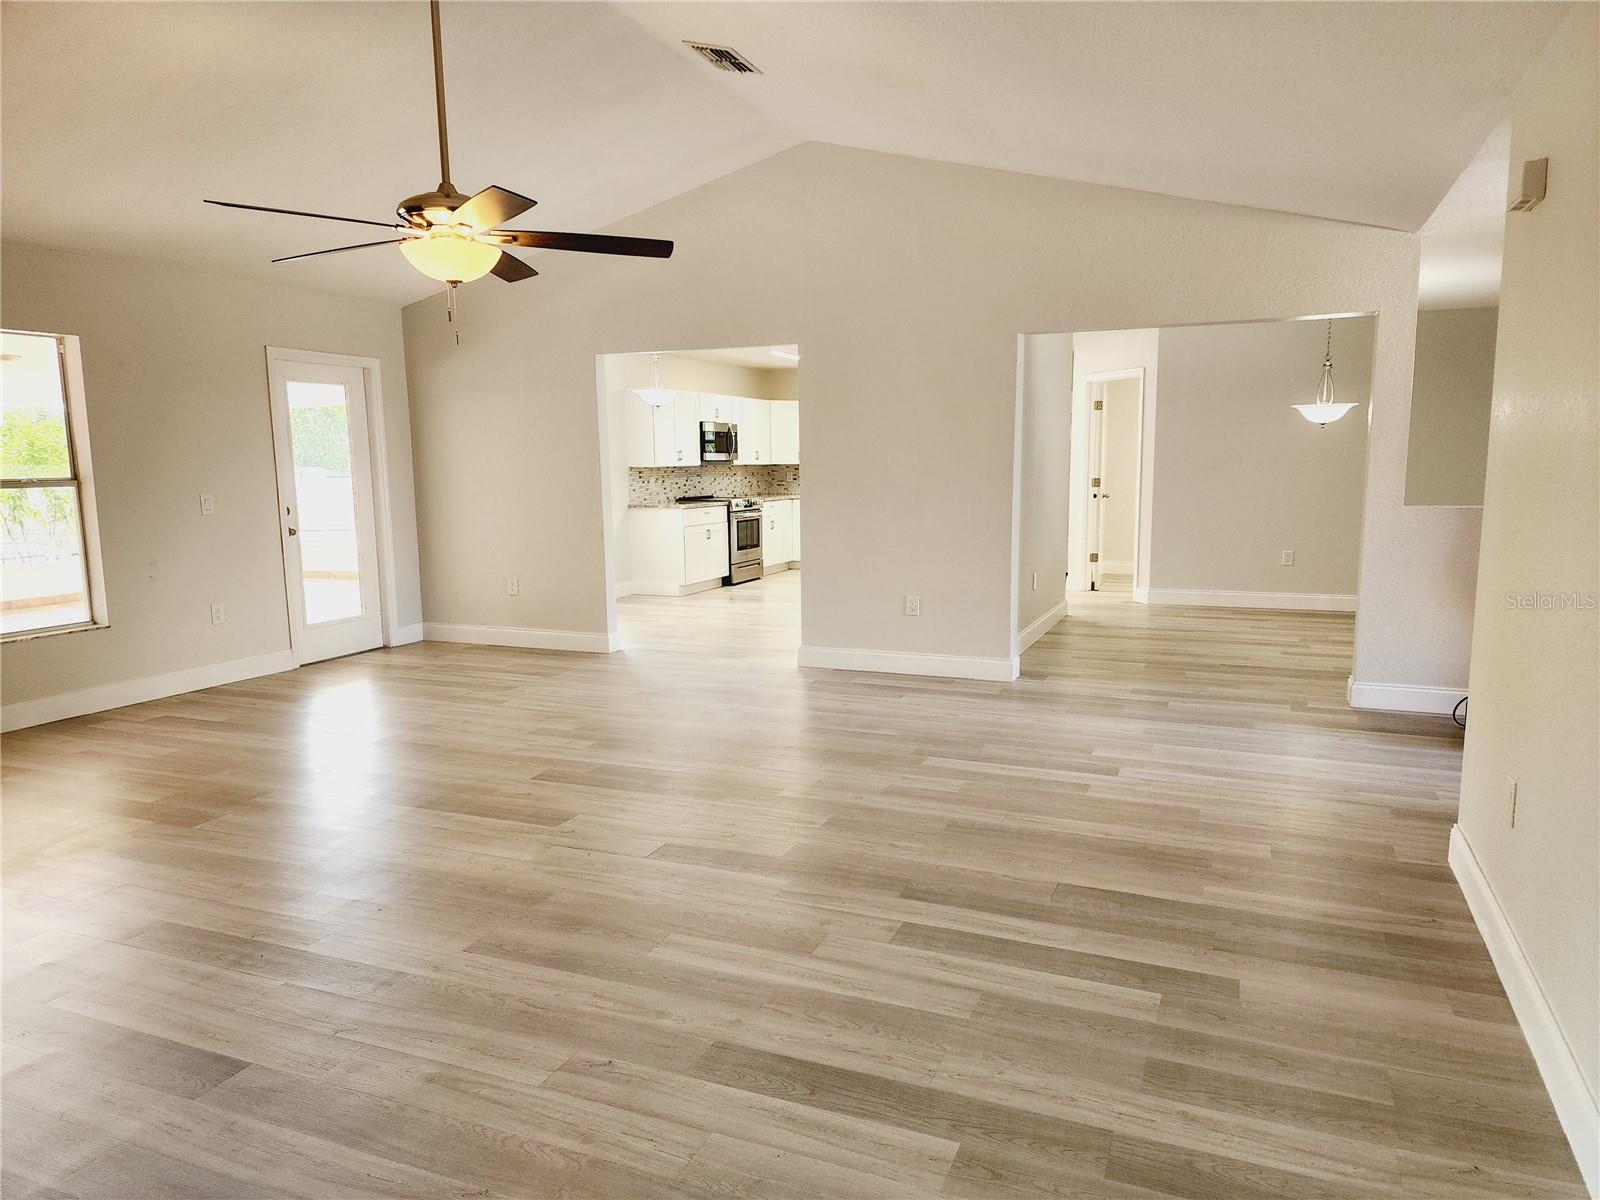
[701,421,737,462]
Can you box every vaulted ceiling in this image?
[1,1,1568,305]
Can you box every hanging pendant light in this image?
[633,353,677,408]
[1291,319,1359,426]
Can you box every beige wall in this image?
[1148,318,1372,597]
[405,142,1434,675]
[1099,378,1141,570]
[1014,333,1071,637]
[1405,306,1498,506]
[1,242,420,707]
[1458,3,1598,1117]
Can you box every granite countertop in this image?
[627,499,729,510]
[628,495,800,510]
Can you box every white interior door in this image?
[1086,383,1106,591]
[267,353,383,664]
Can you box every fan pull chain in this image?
[446,281,460,347]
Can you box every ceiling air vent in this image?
[684,41,761,74]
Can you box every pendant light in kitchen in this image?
[633,353,676,408]
[1290,319,1359,426]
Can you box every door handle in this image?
[287,526,298,536]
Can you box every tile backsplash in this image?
[629,465,800,505]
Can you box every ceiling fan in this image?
[205,0,673,292]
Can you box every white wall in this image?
[1067,329,1160,595]
[1,242,420,716]
[405,142,1432,680]
[1404,306,1498,506]
[1147,318,1372,601]
[1455,8,1598,1187]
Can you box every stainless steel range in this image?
[726,498,763,585]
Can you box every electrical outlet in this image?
[1507,776,1519,828]
[1281,550,1295,566]
[199,493,215,516]
[1031,571,1038,591]
[209,602,226,625]
[904,594,920,617]
[506,576,519,597]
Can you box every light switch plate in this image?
[904,594,920,617]
[209,602,226,625]
[200,493,215,516]
[1281,550,1295,566]
[506,576,520,597]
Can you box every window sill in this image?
[1,621,109,645]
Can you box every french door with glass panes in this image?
[266,351,382,664]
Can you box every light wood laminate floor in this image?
[2,572,1585,1198]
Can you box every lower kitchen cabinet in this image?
[626,506,729,595]
[762,498,801,570]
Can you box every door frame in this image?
[1070,367,1146,596]
[264,347,404,661]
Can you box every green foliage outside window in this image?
[290,406,352,473]
[1,412,73,542]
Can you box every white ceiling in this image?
[1418,122,1510,310]
[674,345,800,370]
[1,2,1568,305]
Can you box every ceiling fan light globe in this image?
[1290,402,1359,425]
[400,231,499,283]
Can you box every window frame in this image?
[1,330,109,641]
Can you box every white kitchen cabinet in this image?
[737,396,771,464]
[762,498,794,568]
[770,401,799,464]
[791,498,801,560]
[626,505,728,595]
[684,520,729,584]
[699,394,739,423]
[625,391,700,468]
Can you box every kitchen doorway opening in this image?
[597,343,802,665]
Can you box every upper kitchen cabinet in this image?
[770,401,799,464]
[699,394,739,423]
[736,396,772,464]
[626,391,700,468]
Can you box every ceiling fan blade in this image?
[491,251,538,282]
[492,230,674,259]
[205,199,398,229]
[271,239,408,264]
[454,185,537,232]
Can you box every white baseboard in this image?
[1450,826,1598,1196]
[1347,677,1468,715]
[389,622,425,647]
[618,579,723,598]
[798,644,1019,682]
[423,622,619,654]
[1133,584,1151,604]
[1142,588,1356,612]
[1,649,296,733]
[1014,598,1067,657]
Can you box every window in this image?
[2,330,106,638]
